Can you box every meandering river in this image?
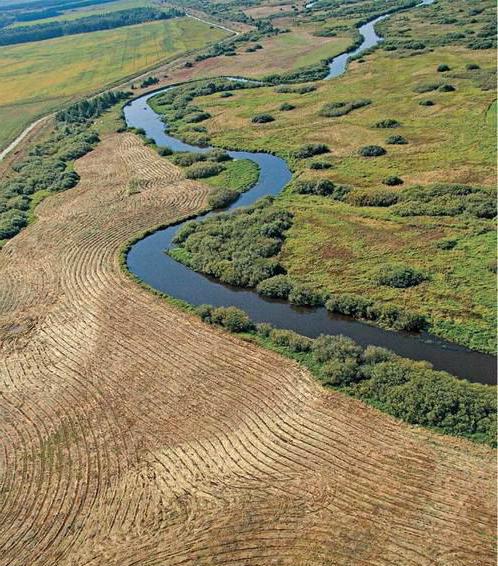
[124,0,496,385]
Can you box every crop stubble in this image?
[0,133,495,565]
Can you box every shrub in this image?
[251,114,275,124]
[385,135,408,145]
[269,329,313,352]
[325,293,426,331]
[293,179,335,196]
[256,274,294,299]
[195,303,214,322]
[376,265,427,288]
[288,283,324,306]
[438,84,456,92]
[383,176,403,186]
[220,92,233,98]
[321,359,360,385]
[184,162,224,179]
[326,294,373,318]
[466,63,480,70]
[373,119,401,128]
[171,152,205,166]
[210,306,254,332]
[279,102,295,111]
[437,64,450,72]
[359,145,386,157]
[319,99,371,118]
[185,112,211,123]
[208,188,238,209]
[436,238,457,250]
[347,190,399,207]
[256,322,273,337]
[309,161,332,170]
[413,83,441,93]
[158,146,173,156]
[312,334,362,363]
[419,99,434,106]
[205,149,232,162]
[361,345,396,365]
[293,143,330,159]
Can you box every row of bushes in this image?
[192,305,496,445]
[295,179,495,220]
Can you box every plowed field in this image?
[0,132,495,565]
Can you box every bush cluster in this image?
[359,145,386,157]
[279,102,295,111]
[274,85,317,94]
[196,305,253,332]
[184,162,225,179]
[373,119,401,128]
[309,161,332,170]
[325,293,426,331]
[385,135,408,144]
[347,189,399,207]
[392,183,496,219]
[251,114,275,124]
[376,265,427,288]
[293,143,330,159]
[319,99,371,118]
[293,179,350,200]
[383,176,403,186]
[171,197,293,288]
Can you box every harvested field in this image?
[0,132,496,565]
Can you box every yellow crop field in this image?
[0,16,228,150]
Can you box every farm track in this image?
[0,132,495,565]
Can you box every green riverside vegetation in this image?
[193,303,496,446]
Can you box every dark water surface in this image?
[326,0,435,78]
[123,4,496,386]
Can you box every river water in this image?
[123,0,496,385]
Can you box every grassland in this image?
[160,45,496,352]
[0,16,228,150]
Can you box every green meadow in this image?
[159,45,496,352]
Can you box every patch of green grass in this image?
[202,158,260,193]
[0,17,228,151]
[27,189,51,224]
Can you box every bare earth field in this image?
[0,131,496,565]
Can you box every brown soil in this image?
[0,132,496,565]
